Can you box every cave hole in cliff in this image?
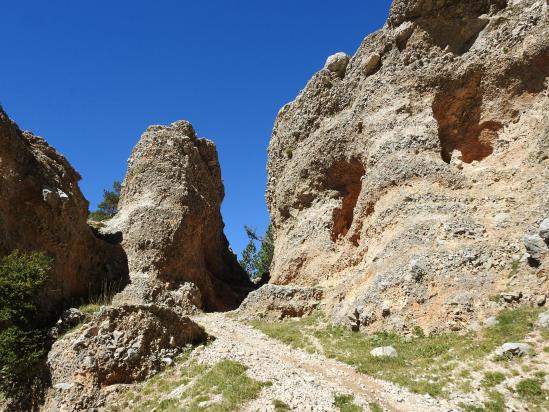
[326,159,365,245]
[433,75,501,164]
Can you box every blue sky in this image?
[0,0,391,256]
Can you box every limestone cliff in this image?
[107,120,253,311]
[267,0,549,332]
[0,107,128,314]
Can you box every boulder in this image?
[523,233,547,261]
[370,346,398,358]
[48,308,89,339]
[362,53,381,76]
[237,284,323,320]
[324,52,350,77]
[44,304,207,411]
[494,342,532,357]
[105,120,253,311]
[500,292,522,304]
[0,107,128,316]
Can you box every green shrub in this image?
[273,399,291,411]
[0,250,52,327]
[334,394,363,411]
[239,224,274,280]
[0,250,52,398]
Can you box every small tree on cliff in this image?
[89,181,121,221]
[239,224,274,280]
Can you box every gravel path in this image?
[191,313,460,412]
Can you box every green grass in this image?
[78,303,101,314]
[515,376,549,410]
[459,391,506,412]
[184,360,268,411]
[368,401,383,412]
[250,312,323,353]
[113,348,269,412]
[251,307,542,398]
[509,260,520,278]
[334,394,363,412]
[481,372,506,388]
[273,399,291,411]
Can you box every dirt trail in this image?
[192,313,459,412]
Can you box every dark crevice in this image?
[325,159,365,244]
[433,73,501,163]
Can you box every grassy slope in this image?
[111,347,270,412]
[251,307,548,411]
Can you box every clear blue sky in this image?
[0,0,391,256]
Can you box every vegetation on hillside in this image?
[251,307,547,410]
[89,180,122,221]
[0,251,52,402]
[239,224,274,280]
[111,346,270,411]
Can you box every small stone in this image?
[538,311,549,328]
[539,218,549,242]
[483,316,498,327]
[324,52,350,77]
[53,382,73,391]
[494,342,532,357]
[523,233,546,260]
[535,294,546,307]
[381,302,391,317]
[370,346,398,358]
[500,292,522,303]
[112,330,124,342]
[494,213,510,227]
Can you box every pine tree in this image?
[238,224,274,279]
[89,181,121,221]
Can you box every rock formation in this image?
[106,120,253,311]
[237,284,323,320]
[266,0,549,332]
[0,107,128,314]
[44,305,207,411]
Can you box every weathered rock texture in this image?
[44,305,207,411]
[237,284,323,320]
[0,107,128,314]
[106,120,253,311]
[267,0,549,333]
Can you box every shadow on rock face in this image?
[432,72,501,164]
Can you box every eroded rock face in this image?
[237,284,323,320]
[106,120,253,311]
[44,305,207,411]
[267,0,549,333]
[0,107,128,314]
